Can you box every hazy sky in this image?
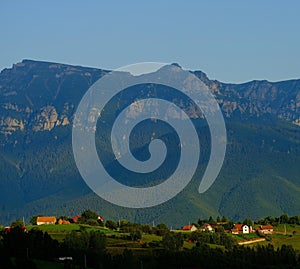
[1,0,299,83]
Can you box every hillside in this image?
[0,60,299,226]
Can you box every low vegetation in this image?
[1,211,300,268]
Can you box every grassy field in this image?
[27,224,119,242]
[27,224,118,233]
[231,232,261,241]
[251,233,300,251]
[25,223,300,253]
[241,224,300,252]
[275,224,300,234]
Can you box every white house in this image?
[232,224,250,234]
[200,223,214,232]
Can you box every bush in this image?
[130,230,142,241]
[86,219,99,226]
[162,232,183,252]
[105,219,118,230]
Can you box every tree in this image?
[162,232,183,252]
[216,216,221,223]
[105,219,117,230]
[64,230,89,251]
[141,224,152,234]
[243,218,253,227]
[10,219,24,228]
[215,226,225,233]
[221,216,228,223]
[156,223,168,230]
[89,231,106,251]
[30,215,42,225]
[208,216,216,225]
[198,218,208,226]
[81,210,98,223]
[155,223,169,236]
[266,215,276,225]
[288,216,299,224]
[223,220,234,231]
[280,214,289,224]
[119,219,129,228]
[130,230,142,241]
[219,232,237,249]
[86,219,99,226]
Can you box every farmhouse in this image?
[182,225,198,232]
[37,216,56,225]
[200,223,214,232]
[232,224,251,234]
[256,225,274,234]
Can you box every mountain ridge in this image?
[0,59,299,226]
[1,59,299,140]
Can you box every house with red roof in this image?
[200,223,214,232]
[231,224,251,234]
[182,225,198,232]
[37,216,56,225]
[72,215,81,223]
[98,216,104,222]
[256,225,274,234]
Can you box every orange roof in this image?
[233,224,248,231]
[182,225,194,230]
[261,225,273,230]
[37,216,56,223]
[72,215,81,221]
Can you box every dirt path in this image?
[238,238,266,245]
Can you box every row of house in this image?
[182,223,274,235]
[30,215,275,235]
[232,224,274,234]
[36,214,105,225]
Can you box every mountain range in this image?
[0,59,299,226]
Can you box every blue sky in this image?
[1,0,299,83]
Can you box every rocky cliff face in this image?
[0,60,299,140]
[32,104,70,131]
[206,79,300,125]
[0,60,106,138]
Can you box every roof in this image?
[37,216,56,223]
[233,224,248,231]
[260,225,274,230]
[200,223,213,229]
[98,216,104,222]
[182,225,195,230]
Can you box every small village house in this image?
[37,216,56,225]
[256,225,274,234]
[200,223,214,232]
[182,225,198,232]
[232,224,252,234]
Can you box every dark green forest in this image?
[0,116,300,226]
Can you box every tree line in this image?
[1,226,299,269]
